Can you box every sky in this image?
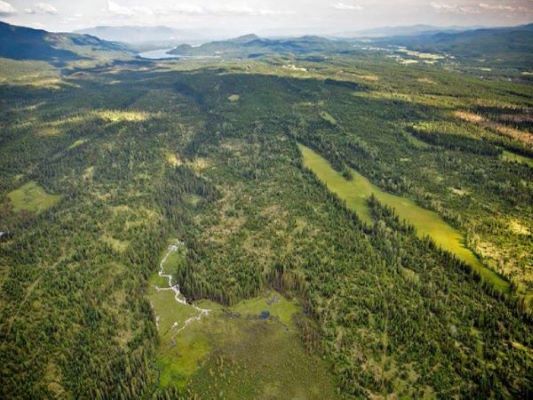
[0,0,532,36]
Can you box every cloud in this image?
[108,1,134,16]
[431,1,529,14]
[0,0,16,16]
[25,3,59,15]
[333,2,363,11]
[107,1,290,18]
[478,3,518,12]
[430,2,479,14]
[154,3,292,17]
[107,1,153,17]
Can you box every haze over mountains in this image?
[0,21,129,65]
[75,26,215,46]
[2,20,532,74]
[77,24,478,45]
[335,24,481,38]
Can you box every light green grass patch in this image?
[230,290,300,328]
[319,111,337,126]
[68,139,88,150]
[148,246,339,397]
[101,235,129,253]
[402,131,431,149]
[502,151,533,167]
[299,144,510,295]
[96,110,151,123]
[7,181,60,214]
[186,315,339,400]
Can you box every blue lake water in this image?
[138,48,221,60]
[138,48,179,60]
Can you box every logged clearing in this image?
[299,144,510,295]
[455,111,533,147]
[7,181,60,214]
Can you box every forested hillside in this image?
[0,22,532,400]
[0,22,131,67]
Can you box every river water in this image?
[154,241,210,334]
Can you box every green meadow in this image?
[7,181,60,214]
[299,144,511,295]
[148,243,340,398]
[502,150,533,168]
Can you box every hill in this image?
[169,34,350,58]
[0,22,131,65]
[339,24,475,38]
[376,23,533,68]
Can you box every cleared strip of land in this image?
[299,143,511,295]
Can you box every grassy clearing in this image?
[502,150,533,167]
[7,181,60,214]
[402,131,432,149]
[95,110,152,123]
[319,111,337,126]
[299,144,511,295]
[397,48,445,60]
[0,58,62,88]
[148,244,339,397]
[101,235,129,253]
[186,315,338,400]
[68,139,88,150]
[231,291,300,328]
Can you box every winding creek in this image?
[154,241,210,334]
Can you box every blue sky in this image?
[0,1,532,35]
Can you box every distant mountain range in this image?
[0,22,130,65]
[374,23,533,66]
[2,21,531,71]
[76,26,216,47]
[76,24,482,44]
[337,24,480,38]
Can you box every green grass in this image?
[299,144,511,295]
[230,290,300,328]
[7,181,60,214]
[502,151,533,167]
[319,111,337,126]
[67,139,88,150]
[148,245,339,397]
[148,247,207,389]
[186,316,339,400]
[157,322,211,389]
[402,131,431,149]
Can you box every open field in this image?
[7,181,61,214]
[148,244,339,398]
[502,150,533,167]
[299,144,511,295]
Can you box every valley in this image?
[0,19,531,400]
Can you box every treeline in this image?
[407,126,502,156]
